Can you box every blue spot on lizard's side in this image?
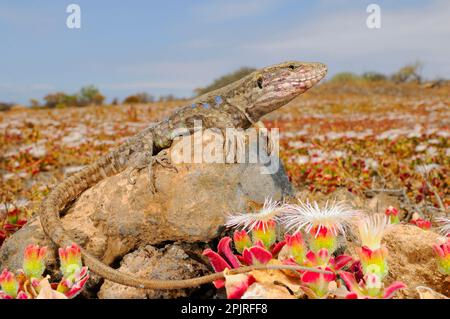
[214,96,223,106]
[203,103,211,109]
[191,103,197,108]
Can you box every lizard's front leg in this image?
[127,132,177,193]
[146,149,178,193]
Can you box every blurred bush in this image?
[195,67,256,96]
[137,92,154,103]
[43,86,105,108]
[123,95,140,104]
[123,92,155,104]
[391,61,423,83]
[77,85,105,106]
[158,94,176,102]
[29,99,41,108]
[0,102,13,112]
[329,72,362,84]
[43,92,75,108]
[362,72,387,82]
[330,71,403,84]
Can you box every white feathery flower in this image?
[357,214,390,250]
[225,197,287,232]
[280,199,358,237]
[436,217,450,237]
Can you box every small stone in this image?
[97,244,209,299]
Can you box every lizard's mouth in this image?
[292,66,327,90]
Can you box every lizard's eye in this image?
[288,64,296,70]
[257,77,263,89]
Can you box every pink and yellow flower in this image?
[301,266,336,299]
[284,232,307,264]
[56,266,89,298]
[384,206,399,224]
[308,226,338,254]
[356,214,390,279]
[58,243,83,278]
[356,246,388,278]
[432,239,450,275]
[23,244,47,279]
[340,271,406,299]
[0,269,20,298]
[233,230,252,253]
[251,220,277,250]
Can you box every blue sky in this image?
[1,0,449,104]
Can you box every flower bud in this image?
[23,245,47,279]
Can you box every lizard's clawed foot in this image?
[147,150,178,193]
[127,150,178,193]
[127,166,142,185]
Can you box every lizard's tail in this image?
[39,152,327,290]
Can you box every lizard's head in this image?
[243,61,327,121]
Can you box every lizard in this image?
[39,61,327,289]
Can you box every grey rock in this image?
[98,244,210,299]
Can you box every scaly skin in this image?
[39,61,327,289]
